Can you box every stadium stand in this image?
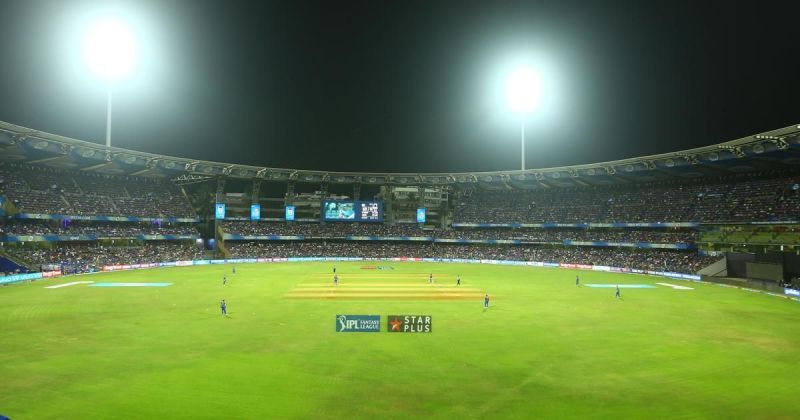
[5,243,205,273]
[0,163,195,218]
[226,241,715,273]
[2,120,799,278]
[1,220,199,237]
[221,221,696,243]
[453,175,800,223]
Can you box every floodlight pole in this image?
[520,120,525,171]
[105,84,113,148]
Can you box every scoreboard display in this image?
[322,200,383,222]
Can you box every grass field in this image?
[2,262,800,419]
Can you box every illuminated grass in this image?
[1,262,799,419]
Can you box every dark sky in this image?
[0,0,797,173]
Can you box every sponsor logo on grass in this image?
[336,315,381,332]
[387,315,432,333]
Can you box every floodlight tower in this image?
[506,67,541,170]
[83,19,136,148]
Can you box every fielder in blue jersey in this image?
[220,299,227,315]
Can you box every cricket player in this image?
[457,275,461,286]
[220,299,227,315]
[576,275,580,286]
[615,284,621,299]
[334,274,338,286]
[484,293,490,309]
[232,265,236,274]
[223,275,227,286]
[333,265,336,274]
[429,273,433,284]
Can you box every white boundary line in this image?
[656,282,694,290]
[45,281,94,289]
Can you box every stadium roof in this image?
[2,120,800,189]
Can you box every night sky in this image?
[0,0,797,173]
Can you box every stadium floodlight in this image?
[83,18,137,148]
[506,67,542,170]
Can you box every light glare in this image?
[506,67,541,115]
[83,19,137,80]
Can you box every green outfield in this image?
[1,262,799,419]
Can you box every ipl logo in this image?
[336,315,381,332]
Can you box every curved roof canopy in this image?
[1,120,799,188]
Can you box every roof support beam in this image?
[80,161,113,171]
[27,155,64,164]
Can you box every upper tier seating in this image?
[0,163,196,218]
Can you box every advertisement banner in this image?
[387,315,432,333]
[214,203,226,220]
[335,315,381,332]
[0,272,43,285]
[250,204,261,221]
[416,208,426,223]
[41,270,63,278]
[285,205,296,221]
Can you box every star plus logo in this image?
[389,317,403,331]
[387,315,432,333]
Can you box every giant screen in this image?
[322,201,383,222]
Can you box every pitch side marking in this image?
[655,282,694,290]
[584,284,656,288]
[45,281,94,289]
[297,283,468,287]
[89,282,173,287]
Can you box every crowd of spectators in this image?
[227,241,716,273]
[5,242,206,273]
[222,221,696,244]
[434,228,697,243]
[1,220,199,237]
[222,221,427,237]
[454,175,800,223]
[0,163,196,218]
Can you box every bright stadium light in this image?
[83,19,137,80]
[506,67,541,171]
[83,18,138,148]
[506,67,541,115]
